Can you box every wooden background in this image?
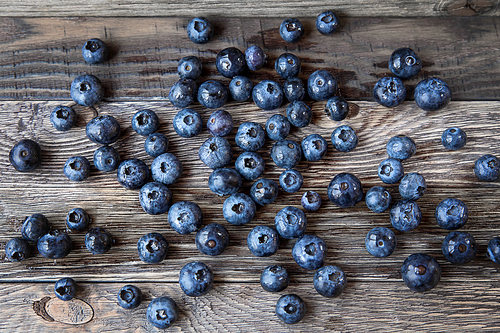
[1,2,500,332]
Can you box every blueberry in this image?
[325,96,349,121]
[390,200,422,232]
[252,80,283,110]
[85,227,112,254]
[245,45,266,71]
[389,48,422,80]
[54,277,77,301]
[137,232,168,264]
[474,154,500,182]
[265,114,290,141]
[208,168,242,196]
[378,158,404,184]
[235,122,266,152]
[292,234,326,270]
[37,230,72,259]
[442,231,477,264]
[93,145,120,172]
[173,108,203,138]
[275,53,301,79]
[301,191,322,211]
[365,186,392,213]
[487,237,500,264]
[373,77,406,107]
[401,253,441,292]
[399,172,426,200]
[261,265,289,292]
[216,47,246,78]
[365,227,397,258]
[441,127,467,150]
[275,294,306,324]
[308,70,337,101]
[139,182,172,215]
[435,198,468,230]
[131,109,159,136]
[151,153,183,185]
[50,105,76,131]
[117,285,142,309]
[223,193,256,225]
[331,125,358,152]
[70,74,104,106]
[274,206,307,239]
[286,101,312,128]
[279,169,303,193]
[86,115,121,145]
[64,156,91,182]
[5,237,31,262]
[283,77,306,103]
[82,38,109,64]
[327,173,363,208]
[247,226,280,257]
[207,110,233,137]
[186,17,214,44]
[116,159,149,189]
[314,265,346,297]
[316,11,339,35]
[144,133,169,157]
[66,208,90,231]
[386,135,416,160]
[146,297,178,329]
[198,136,233,170]
[279,18,305,43]
[250,178,279,206]
[168,201,203,235]
[9,139,42,172]
[177,56,202,80]
[196,223,229,256]
[235,152,265,181]
[414,77,451,111]
[168,78,197,108]
[271,139,302,169]
[22,213,49,242]
[179,261,214,297]
[229,76,253,102]
[197,80,228,109]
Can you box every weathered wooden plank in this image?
[0,100,499,282]
[0,17,499,101]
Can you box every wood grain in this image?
[0,17,499,101]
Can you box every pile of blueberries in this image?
[5,12,500,328]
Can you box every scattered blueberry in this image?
[131,109,159,136]
[187,17,214,44]
[137,232,168,264]
[270,139,302,169]
[173,108,203,138]
[139,182,172,215]
[146,296,178,329]
[265,114,291,141]
[22,213,49,242]
[378,158,404,184]
[386,135,416,160]
[216,47,246,78]
[82,38,109,64]
[286,101,312,128]
[275,294,306,324]
[327,173,363,208]
[474,154,500,182]
[86,115,121,145]
[37,230,72,259]
[283,77,306,103]
[63,156,91,182]
[441,127,467,150]
[208,168,242,196]
[365,186,392,213]
[442,231,477,264]
[250,178,279,206]
[313,265,346,297]
[325,96,349,121]
[245,45,266,71]
[414,77,451,111]
[275,206,307,239]
[316,11,339,35]
[279,18,305,43]
[301,191,322,211]
[252,80,283,110]
[292,234,326,270]
[195,223,229,256]
[169,78,197,109]
[487,237,500,264]
[197,80,228,109]
[93,145,120,172]
[151,153,183,185]
[365,227,397,258]
[279,169,303,193]
[70,74,104,106]
[144,133,169,158]
[207,110,233,137]
[85,228,112,254]
[308,70,337,101]
[198,136,233,170]
[179,261,214,297]
[54,277,77,301]
[435,198,468,230]
[261,265,289,292]
[223,193,256,225]
[229,76,253,102]
[373,77,406,107]
[275,53,301,79]
[235,151,265,181]
[5,237,31,262]
[50,105,76,131]
[389,48,422,79]
[178,56,202,80]
[168,201,203,235]
[9,139,42,172]
[235,122,266,152]
[66,208,90,231]
[118,285,142,309]
[399,172,426,200]
[390,200,422,232]
[116,159,149,189]
[401,253,441,292]
[247,225,280,257]
[331,125,358,152]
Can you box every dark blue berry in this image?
[365,186,392,213]
[265,114,290,141]
[271,139,302,169]
[86,115,121,145]
[82,38,108,64]
[279,18,304,43]
[378,158,404,184]
[196,223,229,256]
[275,206,307,239]
[216,47,246,78]
[390,200,422,232]
[139,182,172,215]
[54,277,77,301]
[137,232,168,264]
[197,80,228,109]
[487,237,500,264]
[235,122,266,152]
[286,101,312,128]
[207,110,233,137]
[146,297,178,329]
[386,135,416,160]
[327,173,363,208]
[250,178,279,206]
[314,265,346,297]
[118,285,142,309]
[435,198,468,230]
[5,237,31,262]
[245,45,266,71]
[198,136,233,170]
[179,261,213,297]
[441,127,467,150]
[252,80,283,110]
[187,17,214,44]
[223,193,256,225]
[169,78,197,109]
[474,154,500,182]
[275,294,306,324]
[292,234,326,270]
[442,231,476,264]
[308,70,337,101]
[70,74,104,106]
[173,108,202,138]
[331,125,358,152]
[401,253,441,292]
[22,213,49,242]
[168,201,203,235]
[151,153,183,185]
[275,53,301,79]
[235,152,265,181]
[414,77,451,111]
[93,145,120,172]
[325,96,349,121]
[373,77,406,107]
[208,168,242,196]
[279,169,303,193]
[301,191,321,211]
[85,227,112,254]
[131,109,159,136]
[261,265,289,292]
[66,208,90,231]
[144,133,169,158]
[316,11,339,35]
[365,227,397,258]
[64,156,91,182]
[117,159,149,190]
[229,76,253,102]
[50,105,76,131]
[9,139,41,172]
[283,77,306,103]
[247,226,280,257]
[399,172,426,200]
[389,48,422,80]
[37,230,72,259]
[177,56,202,80]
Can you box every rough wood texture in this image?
[0,0,498,17]
[0,17,500,101]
